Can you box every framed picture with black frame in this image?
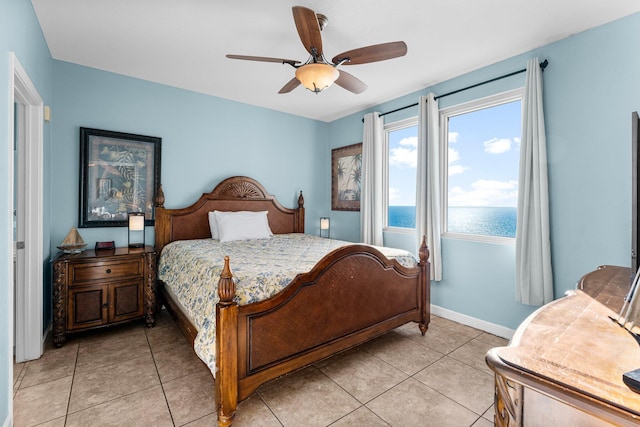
[79,127,161,228]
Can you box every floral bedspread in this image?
[157,233,417,375]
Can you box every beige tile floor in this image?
[13,309,508,426]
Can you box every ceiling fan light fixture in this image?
[295,63,339,94]
[227,6,406,95]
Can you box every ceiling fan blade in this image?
[335,70,367,94]
[332,41,407,65]
[226,54,300,66]
[278,77,300,94]
[292,6,323,57]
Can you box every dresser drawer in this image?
[69,258,144,284]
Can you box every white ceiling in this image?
[31,0,640,122]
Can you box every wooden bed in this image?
[154,176,430,426]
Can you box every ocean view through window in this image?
[386,206,517,237]
[383,89,521,238]
[443,89,522,239]
[448,206,516,238]
[385,118,418,229]
[388,205,416,228]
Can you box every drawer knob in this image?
[106,268,111,274]
[102,303,109,308]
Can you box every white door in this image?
[11,52,44,363]
[14,102,26,359]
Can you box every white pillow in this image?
[209,210,272,240]
[208,211,220,240]
[214,210,273,243]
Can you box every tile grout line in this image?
[405,334,496,421]
[315,325,494,425]
[13,359,25,398]
[255,394,285,427]
[327,403,390,427]
[314,366,370,422]
[63,342,80,426]
[70,323,152,372]
[145,324,178,427]
[64,326,171,422]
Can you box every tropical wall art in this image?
[331,143,362,211]
[79,127,161,227]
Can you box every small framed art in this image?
[331,143,362,211]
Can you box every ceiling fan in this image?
[226,6,407,95]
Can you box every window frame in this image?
[440,88,524,244]
[383,116,418,233]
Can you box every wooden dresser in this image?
[52,246,156,346]
[486,265,640,426]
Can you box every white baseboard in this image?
[430,304,515,340]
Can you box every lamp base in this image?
[128,243,144,248]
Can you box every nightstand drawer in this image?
[70,258,144,284]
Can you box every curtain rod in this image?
[362,59,549,122]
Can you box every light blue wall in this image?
[0,0,53,424]
[51,61,329,252]
[329,13,640,329]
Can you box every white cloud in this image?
[388,187,401,202]
[449,164,467,176]
[483,137,512,154]
[448,179,518,207]
[448,147,467,175]
[448,147,460,163]
[449,186,464,195]
[448,132,459,143]
[389,144,417,168]
[473,180,518,191]
[399,136,417,147]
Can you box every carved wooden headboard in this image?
[154,176,305,254]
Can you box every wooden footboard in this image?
[215,238,430,427]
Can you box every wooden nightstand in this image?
[52,246,156,347]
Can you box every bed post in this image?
[296,190,305,233]
[418,235,430,336]
[216,256,238,427]
[154,185,168,254]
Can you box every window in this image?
[441,89,523,240]
[384,117,418,230]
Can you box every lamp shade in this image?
[128,212,145,248]
[320,217,330,238]
[295,63,339,93]
[129,214,145,231]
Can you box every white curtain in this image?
[515,58,554,305]
[361,112,384,246]
[416,94,442,281]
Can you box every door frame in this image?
[10,52,44,363]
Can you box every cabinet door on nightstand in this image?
[68,285,108,330]
[110,280,144,323]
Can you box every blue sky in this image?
[388,100,521,207]
[388,124,418,206]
